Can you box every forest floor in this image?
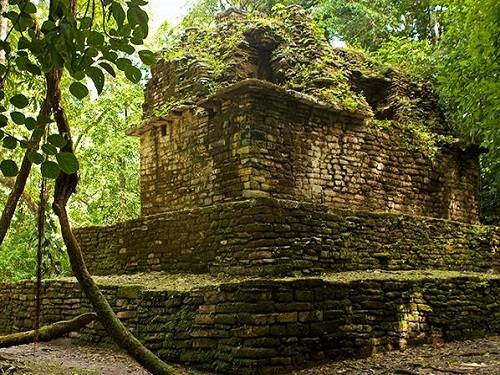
[0,336,498,374]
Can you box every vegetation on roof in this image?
[153,5,455,158]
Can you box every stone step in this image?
[74,198,499,276]
[0,270,498,374]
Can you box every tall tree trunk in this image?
[49,70,177,375]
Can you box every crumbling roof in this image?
[142,5,453,153]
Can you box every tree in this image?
[181,0,317,27]
[317,0,443,50]
[436,0,500,222]
[0,0,175,373]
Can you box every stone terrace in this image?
[1,271,499,374]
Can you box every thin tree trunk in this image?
[53,205,177,375]
[0,0,8,63]
[0,177,38,214]
[0,313,97,348]
[49,70,177,375]
[0,78,54,245]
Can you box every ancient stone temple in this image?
[1,6,499,374]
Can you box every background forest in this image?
[0,0,498,281]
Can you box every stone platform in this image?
[1,271,499,374]
[74,198,499,276]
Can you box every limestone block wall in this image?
[135,82,480,223]
[74,198,499,276]
[134,97,251,216]
[143,57,212,117]
[229,83,480,223]
[0,276,498,374]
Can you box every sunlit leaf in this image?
[56,152,79,174]
[10,111,25,125]
[41,160,60,179]
[138,50,156,65]
[27,151,44,165]
[87,66,105,94]
[3,136,17,150]
[10,94,29,109]
[47,134,67,148]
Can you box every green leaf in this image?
[27,151,44,165]
[26,63,42,75]
[79,17,92,30]
[47,134,67,148]
[99,62,116,77]
[41,20,56,32]
[10,94,29,109]
[124,65,142,83]
[102,49,118,62]
[87,31,105,46]
[10,111,25,125]
[132,26,146,41]
[116,57,131,71]
[17,36,30,50]
[127,4,149,37]
[71,70,86,80]
[22,2,37,14]
[138,50,156,66]
[119,43,135,55]
[110,2,126,27]
[0,159,18,177]
[15,55,29,70]
[56,152,79,174]
[86,47,99,58]
[41,160,60,179]
[0,114,7,127]
[16,13,33,32]
[41,143,58,155]
[3,136,17,149]
[86,66,105,94]
[69,81,89,100]
[24,117,37,130]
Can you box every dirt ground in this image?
[0,336,498,374]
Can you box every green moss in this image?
[152,6,456,159]
[155,6,373,116]
[47,270,500,294]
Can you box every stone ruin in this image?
[0,6,499,374]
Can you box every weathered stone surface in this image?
[9,7,495,375]
[0,275,498,374]
[132,82,481,223]
[74,197,499,276]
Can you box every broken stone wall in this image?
[137,83,480,223]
